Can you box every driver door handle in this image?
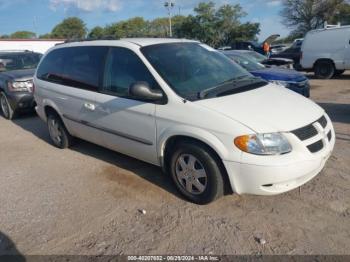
[84,102,96,111]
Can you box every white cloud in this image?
[50,0,122,12]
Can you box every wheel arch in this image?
[313,58,335,69]
[42,100,62,122]
[158,128,233,193]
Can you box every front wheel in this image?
[0,92,15,120]
[314,61,335,79]
[170,141,224,204]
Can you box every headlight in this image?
[8,80,33,92]
[234,133,292,155]
[270,80,289,87]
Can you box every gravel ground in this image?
[0,72,349,256]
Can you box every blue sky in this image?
[0,0,289,41]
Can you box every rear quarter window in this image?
[37,46,108,92]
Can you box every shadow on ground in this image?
[318,102,350,124]
[0,231,25,261]
[307,74,350,80]
[10,114,184,201]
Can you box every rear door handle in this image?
[84,102,96,111]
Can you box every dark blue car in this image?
[222,50,310,97]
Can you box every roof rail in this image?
[60,36,120,44]
[324,22,341,29]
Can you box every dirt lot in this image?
[0,72,350,256]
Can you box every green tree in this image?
[88,26,105,39]
[104,17,149,38]
[330,2,350,25]
[39,33,52,39]
[10,31,36,39]
[280,0,345,37]
[51,17,87,39]
[176,1,260,47]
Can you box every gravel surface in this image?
[0,72,349,255]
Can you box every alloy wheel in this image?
[175,154,208,195]
[48,118,63,146]
[0,94,10,118]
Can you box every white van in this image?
[34,39,335,204]
[301,25,350,79]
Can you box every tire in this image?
[169,141,224,204]
[0,92,16,120]
[47,113,74,149]
[314,61,335,79]
[334,70,345,77]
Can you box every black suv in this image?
[0,51,42,119]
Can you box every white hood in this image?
[196,85,324,133]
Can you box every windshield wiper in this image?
[198,75,254,99]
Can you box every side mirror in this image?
[129,82,163,101]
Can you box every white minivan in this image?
[301,25,350,79]
[34,39,335,204]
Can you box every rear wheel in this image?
[314,61,335,79]
[169,141,224,204]
[47,114,74,149]
[0,92,15,120]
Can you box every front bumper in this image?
[223,114,335,195]
[224,153,331,195]
[7,92,35,111]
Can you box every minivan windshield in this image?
[141,43,262,100]
[0,52,42,72]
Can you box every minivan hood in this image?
[195,85,324,133]
[250,68,307,82]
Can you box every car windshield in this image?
[225,53,265,72]
[0,52,42,72]
[141,43,254,100]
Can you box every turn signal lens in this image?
[234,135,252,153]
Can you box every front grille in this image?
[307,140,324,153]
[318,116,328,128]
[292,115,328,141]
[292,125,318,141]
[327,131,332,141]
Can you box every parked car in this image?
[232,50,294,69]
[270,39,303,70]
[301,25,350,79]
[231,34,281,55]
[34,39,335,204]
[270,44,288,54]
[0,50,42,119]
[222,50,310,97]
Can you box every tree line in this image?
[0,2,259,48]
[1,1,350,46]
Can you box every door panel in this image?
[88,46,160,165]
[92,94,158,164]
[36,46,108,145]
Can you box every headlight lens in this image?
[8,80,33,92]
[270,80,289,87]
[234,133,292,155]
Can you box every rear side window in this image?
[37,46,108,91]
[102,47,159,97]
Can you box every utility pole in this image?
[164,1,175,37]
[33,16,38,39]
